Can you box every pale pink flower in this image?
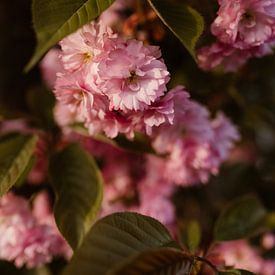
[212,0,275,49]
[40,48,63,89]
[152,86,239,185]
[198,40,275,72]
[98,38,170,111]
[262,233,275,250]
[54,70,96,123]
[208,240,275,275]
[197,42,253,72]
[134,156,176,225]
[133,91,175,135]
[54,102,79,130]
[60,21,116,72]
[0,193,70,268]
[82,93,134,138]
[211,113,240,162]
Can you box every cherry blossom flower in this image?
[197,40,275,72]
[0,193,70,268]
[60,21,116,72]
[197,42,253,72]
[208,240,275,275]
[152,86,239,185]
[40,48,63,89]
[212,0,275,49]
[98,38,170,111]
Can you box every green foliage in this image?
[108,248,194,275]
[147,0,204,59]
[26,86,57,131]
[49,143,103,250]
[179,220,201,252]
[63,212,178,275]
[114,133,156,155]
[25,0,115,71]
[214,195,267,241]
[0,134,37,196]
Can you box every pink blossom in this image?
[54,70,96,123]
[134,92,175,135]
[40,48,63,89]
[211,113,240,162]
[152,86,239,185]
[198,40,275,72]
[208,240,262,272]
[98,38,170,111]
[60,21,116,72]
[209,240,275,275]
[211,0,275,49]
[197,42,253,72]
[0,193,70,268]
[134,156,176,225]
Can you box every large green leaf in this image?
[214,196,267,241]
[49,143,103,250]
[108,248,194,275]
[0,134,37,196]
[25,0,115,71]
[148,0,204,59]
[63,212,178,275]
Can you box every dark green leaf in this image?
[148,0,204,59]
[70,124,157,155]
[25,0,115,71]
[27,86,57,131]
[49,143,103,250]
[114,133,156,155]
[214,195,267,241]
[179,220,201,252]
[14,156,35,187]
[0,134,37,196]
[108,247,194,275]
[63,212,178,275]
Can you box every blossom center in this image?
[83,51,94,63]
[127,70,139,84]
[241,11,256,27]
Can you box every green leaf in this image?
[114,133,156,155]
[49,143,103,250]
[25,0,115,71]
[218,269,255,275]
[27,86,57,131]
[0,134,38,196]
[147,0,204,59]
[70,124,157,155]
[108,248,194,275]
[214,195,267,241]
[63,212,178,275]
[14,157,35,187]
[179,220,201,252]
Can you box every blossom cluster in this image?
[0,192,71,268]
[50,21,239,184]
[198,0,275,72]
[54,21,171,139]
